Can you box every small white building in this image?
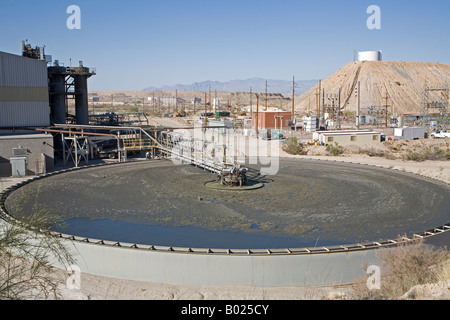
[314,130,382,146]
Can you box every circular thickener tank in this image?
[2,159,449,287]
[4,159,450,250]
[358,51,382,61]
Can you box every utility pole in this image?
[214,89,217,116]
[158,93,161,114]
[175,90,178,113]
[356,81,360,129]
[168,95,170,114]
[315,88,319,116]
[337,88,341,129]
[317,80,321,118]
[209,85,211,112]
[265,81,268,111]
[193,97,196,113]
[153,92,155,113]
[292,76,295,118]
[256,94,259,137]
[204,92,208,128]
[384,86,389,127]
[322,87,325,128]
[250,87,252,113]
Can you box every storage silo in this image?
[358,51,382,62]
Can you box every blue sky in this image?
[1,0,449,91]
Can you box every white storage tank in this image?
[358,51,382,62]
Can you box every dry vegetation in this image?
[283,137,450,161]
[349,138,450,161]
[0,191,73,300]
[348,241,449,300]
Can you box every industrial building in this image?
[0,50,50,130]
[251,109,292,130]
[147,97,186,106]
[0,42,95,177]
[0,48,53,176]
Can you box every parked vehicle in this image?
[430,130,450,139]
[96,139,120,159]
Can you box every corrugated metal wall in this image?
[0,51,48,87]
[0,51,50,127]
[0,102,50,127]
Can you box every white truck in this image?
[430,130,450,139]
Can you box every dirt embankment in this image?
[294,61,450,115]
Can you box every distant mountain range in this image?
[143,78,319,94]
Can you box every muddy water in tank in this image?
[5,159,450,249]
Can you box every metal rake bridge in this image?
[37,124,225,174]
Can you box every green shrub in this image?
[326,142,344,156]
[282,137,307,155]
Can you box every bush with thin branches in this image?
[0,186,74,300]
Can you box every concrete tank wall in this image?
[0,212,381,288]
[60,240,380,287]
